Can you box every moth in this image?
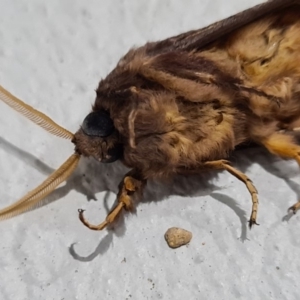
[1,0,300,231]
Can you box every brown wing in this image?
[96,1,296,109]
[146,0,299,55]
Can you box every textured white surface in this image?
[0,1,299,299]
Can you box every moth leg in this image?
[289,202,300,214]
[202,160,259,228]
[261,133,300,214]
[78,171,146,231]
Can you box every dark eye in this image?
[82,111,114,137]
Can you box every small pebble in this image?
[164,227,192,248]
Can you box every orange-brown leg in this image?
[261,133,300,213]
[178,160,259,228]
[203,160,259,228]
[79,171,146,230]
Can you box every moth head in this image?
[0,86,123,222]
[73,110,123,163]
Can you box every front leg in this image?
[78,170,146,231]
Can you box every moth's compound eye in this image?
[82,111,114,137]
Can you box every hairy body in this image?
[75,7,300,179]
[73,4,300,230]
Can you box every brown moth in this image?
[1,0,300,231]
